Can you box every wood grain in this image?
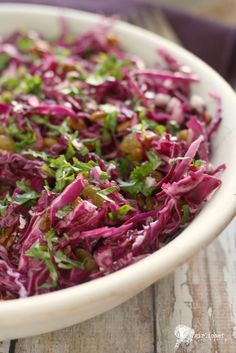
[154,219,236,353]
[0,342,10,353]
[15,288,154,353]
[193,0,236,25]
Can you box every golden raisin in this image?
[64,245,72,256]
[117,121,132,133]
[119,133,143,162]
[60,61,77,74]
[68,117,86,131]
[39,214,50,232]
[141,131,156,149]
[152,171,163,182]
[32,39,51,55]
[43,137,57,148]
[0,227,15,249]
[136,194,146,210]
[146,196,156,211]
[83,140,95,152]
[203,112,212,125]
[90,111,105,122]
[106,34,120,47]
[0,134,14,152]
[178,129,188,141]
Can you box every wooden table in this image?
[3,5,236,353]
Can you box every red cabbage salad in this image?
[0,24,224,299]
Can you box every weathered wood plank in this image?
[0,341,10,353]
[124,8,181,44]
[193,0,236,25]
[15,287,154,353]
[154,219,236,353]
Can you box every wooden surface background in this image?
[3,3,236,353]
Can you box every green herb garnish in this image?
[54,250,84,270]
[26,244,58,288]
[56,204,74,219]
[119,151,161,197]
[0,53,10,71]
[86,54,131,85]
[181,204,190,225]
[108,204,133,221]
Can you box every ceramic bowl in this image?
[0,3,236,340]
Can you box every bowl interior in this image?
[0,4,236,340]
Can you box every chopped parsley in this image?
[6,118,36,152]
[26,244,58,288]
[54,250,84,270]
[108,204,133,221]
[86,53,131,85]
[0,53,10,71]
[119,151,161,196]
[56,204,74,219]
[181,204,190,225]
[101,104,119,142]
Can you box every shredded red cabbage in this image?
[0,25,224,299]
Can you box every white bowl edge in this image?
[0,3,235,340]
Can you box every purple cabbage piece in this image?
[0,25,224,299]
[49,176,86,224]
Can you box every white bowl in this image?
[0,4,236,340]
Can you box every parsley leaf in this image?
[42,156,97,192]
[0,203,7,217]
[100,105,119,142]
[31,115,70,136]
[1,73,42,95]
[13,190,39,206]
[108,204,133,221]
[136,106,166,134]
[17,37,33,52]
[99,171,109,182]
[169,120,180,135]
[97,186,118,196]
[6,118,36,152]
[117,179,140,195]
[86,54,131,85]
[118,156,136,178]
[56,204,74,219]
[0,194,12,216]
[54,250,84,270]
[131,151,161,181]
[119,151,161,197]
[26,244,58,288]
[181,204,190,225]
[192,159,206,168]
[0,53,10,71]
[23,75,42,94]
[82,138,102,156]
[97,186,118,203]
[45,229,59,251]
[21,149,49,161]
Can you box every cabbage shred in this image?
[0,25,224,299]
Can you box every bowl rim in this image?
[0,2,236,323]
